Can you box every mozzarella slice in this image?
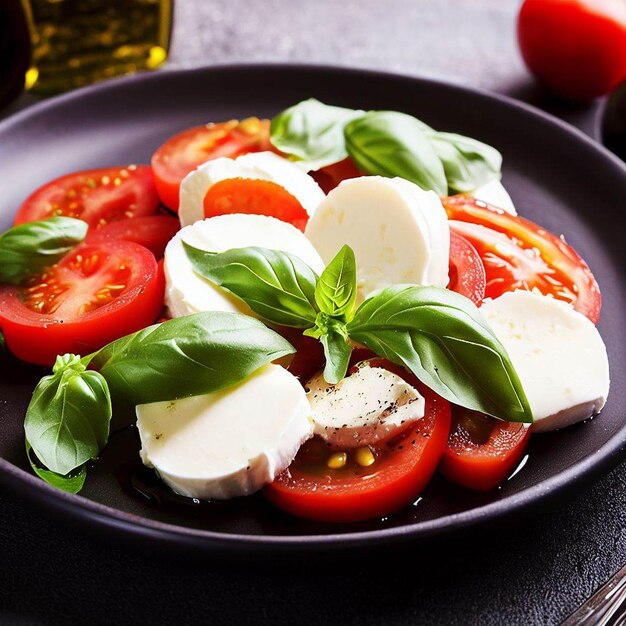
[481,290,609,432]
[164,213,325,318]
[306,364,425,448]
[136,364,313,500]
[305,176,450,301]
[468,180,517,215]
[178,151,325,227]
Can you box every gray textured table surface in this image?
[1,1,624,624]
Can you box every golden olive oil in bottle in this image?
[22,0,173,95]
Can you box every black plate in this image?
[0,64,625,556]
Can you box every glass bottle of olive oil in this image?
[22,0,173,95]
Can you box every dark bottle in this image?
[0,0,31,108]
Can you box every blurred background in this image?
[169,0,525,92]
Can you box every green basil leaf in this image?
[270,98,364,171]
[24,354,112,476]
[344,111,448,195]
[25,440,86,494]
[347,285,532,422]
[90,312,295,404]
[320,329,352,384]
[426,132,502,194]
[0,217,88,285]
[315,245,357,323]
[184,243,319,327]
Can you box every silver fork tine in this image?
[562,564,626,626]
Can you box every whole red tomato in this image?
[518,0,626,101]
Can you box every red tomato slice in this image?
[265,361,451,523]
[86,215,180,259]
[151,118,273,211]
[443,196,601,323]
[202,178,310,231]
[14,165,159,229]
[0,241,165,366]
[447,230,486,306]
[310,158,363,194]
[439,407,530,491]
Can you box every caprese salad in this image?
[0,98,610,523]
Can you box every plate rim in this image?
[1,62,625,554]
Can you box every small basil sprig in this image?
[345,111,448,196]
[270,99,502,193]
[184,243,532,423]
[346,285,532,422]
[270,98,364,171]
[24,312,295,492]
[0,216,88,284]
[183,244,319,327]
[24,354,111,488]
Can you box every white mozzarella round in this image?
[306,363,425,448]
[468,179,517,215]
[481,290,610,432]
[304,176,450,301]
[136,364,313,500]
[178,151,326,227]
[164,213,325,318]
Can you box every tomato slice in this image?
[151,118,273,211]
[14,165,159,229]
[86,215,180,259]
[0,241,165,366]
[202,177,310,231]
[443,196,602,323]
[439,407,530,491]
[310,158,363,194]
[447,230,486,306]
[265,361,451,523]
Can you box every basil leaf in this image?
[345,111,448,196]
[0,217,88,285]
[26,441,86,494]
[320,329,352,384]
[184,243,319,327]
[24,354,112,476]
[270,99,364,171]
[315,245,357,323]
[90,312,295,404]
[347,285,532,422]
[426,132,502,194]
